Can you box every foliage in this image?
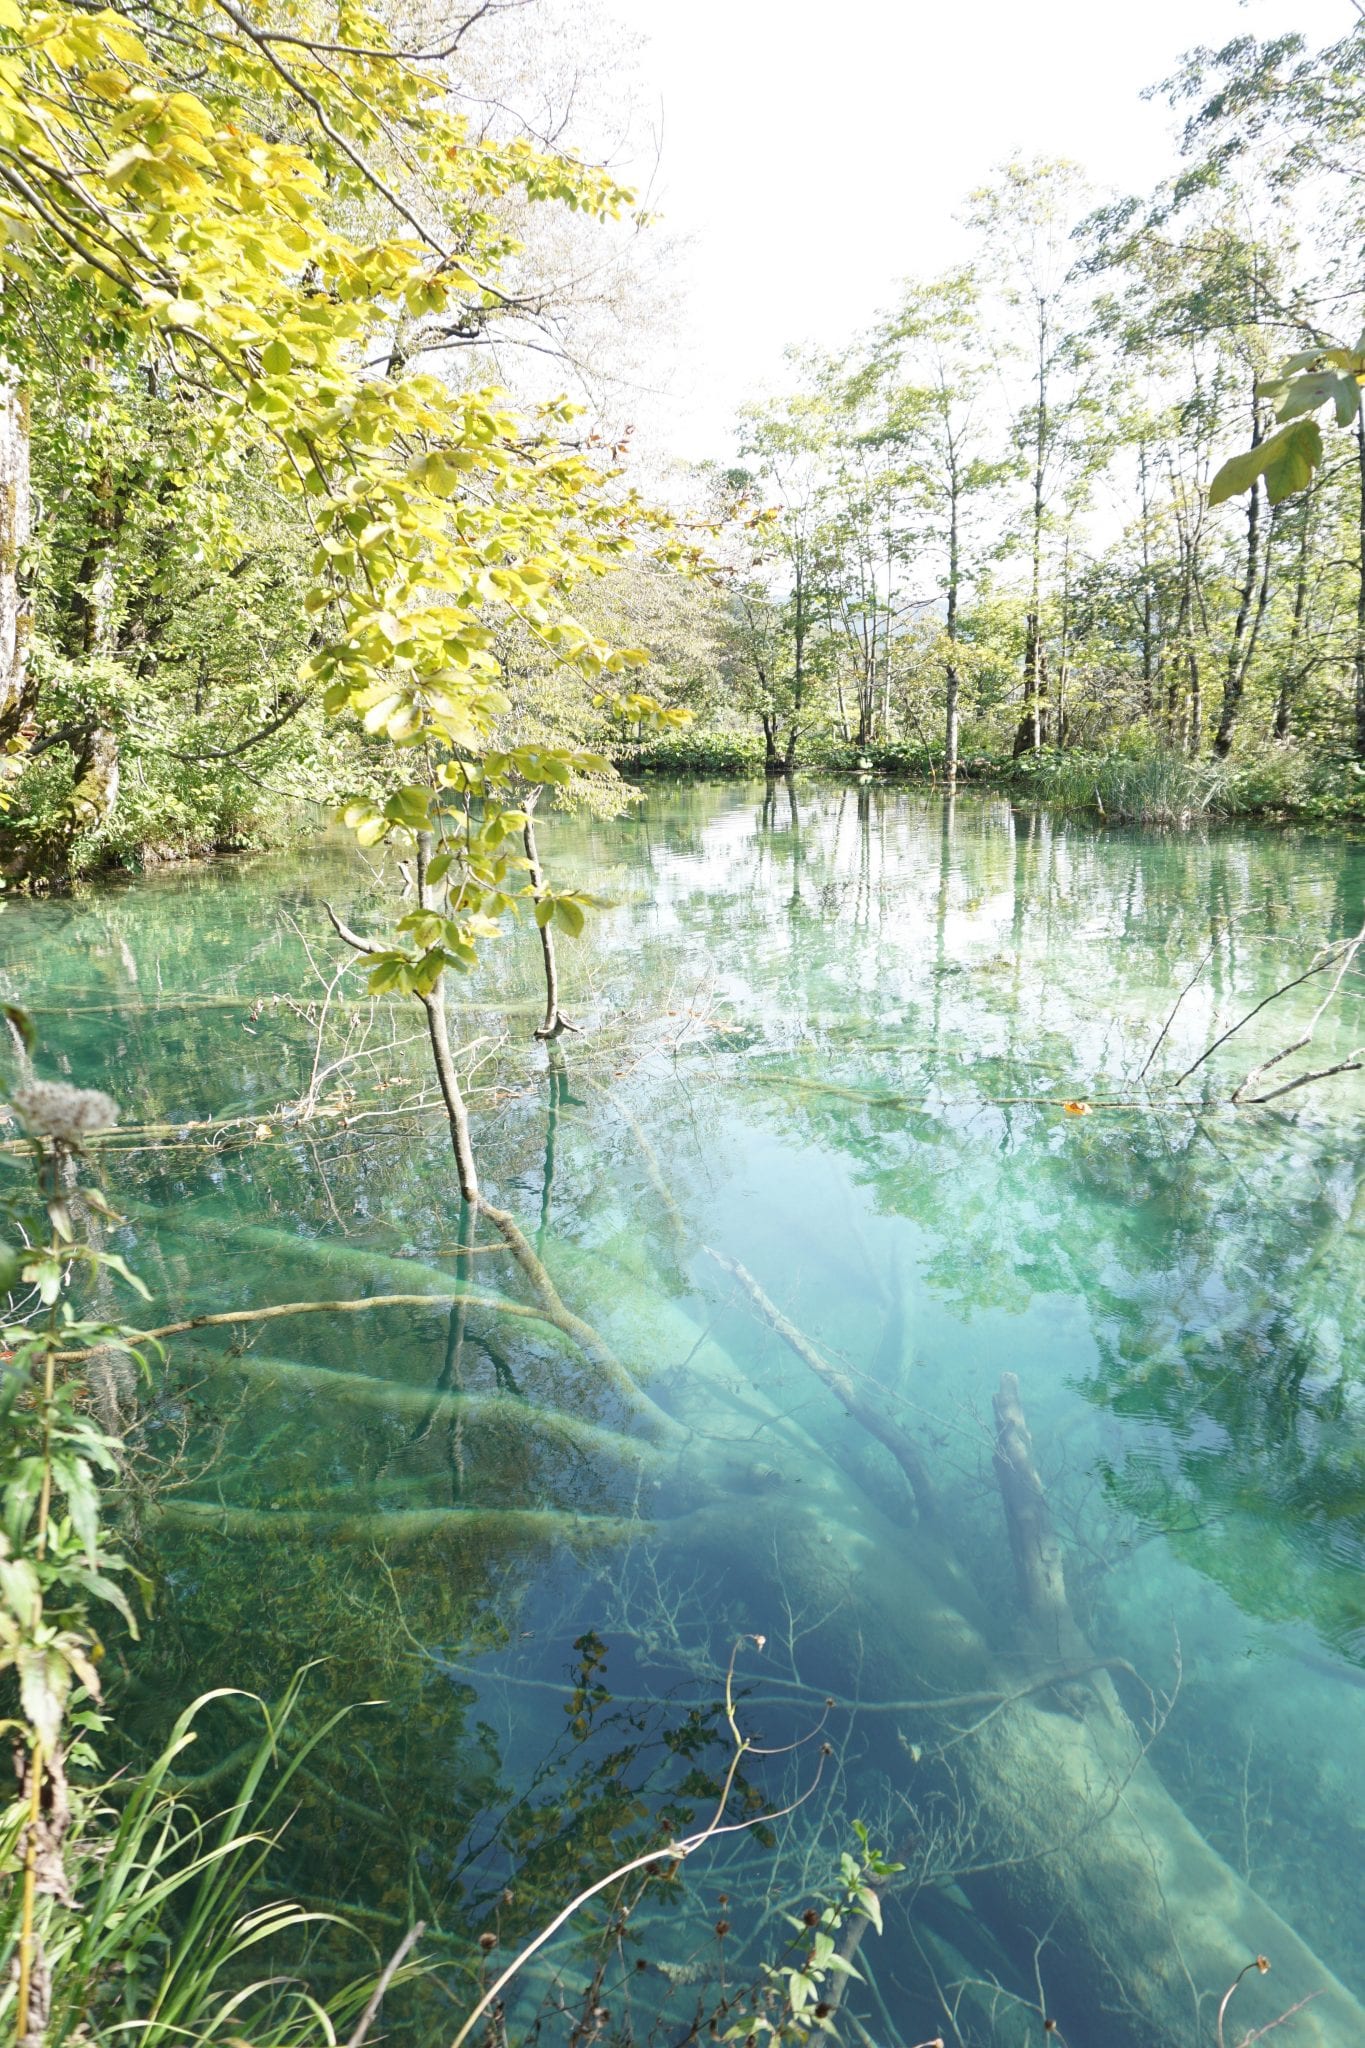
[0,0,695,922]
[1211,339,1363,505]
[0,1680,427,2047]
[723,1825,904,2047]
[0,1061,423,2045]
[615,730,775,776]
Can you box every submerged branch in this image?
[1231,916,1365,1103]
[186,1349,666,1469]
[1173,933,1362,1090]
[65,1290,560,1349]
[150,1500,643,1548]
[64,1287,683,1442]
[992,1371,1076,1653]
[703,1247,939,1524]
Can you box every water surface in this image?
[4,784,1364,2046]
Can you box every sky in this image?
[594,0,1351,463]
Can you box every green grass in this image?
[0,1677,424,2047]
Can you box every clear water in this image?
[4,783,1364,2047]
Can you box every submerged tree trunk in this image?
[572,1242,1365,2048]
[492,1232,1365,2048]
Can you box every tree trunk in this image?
[70,725,121,829]
[1012,302,1048,758]
[1187,641,1202,758]
[1212,388,1266,759]
[1139,440,1155,718]
[1355,409,1365,761]
[546,1238,1365,2048]
[0,354,32,748]
[944,483,961,788]
[1274,496,1314,742]
[1013,612,1043,757]
[1054,541,1072,750]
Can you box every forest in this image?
[2,7,1365,875]
[1,4,1364,2048]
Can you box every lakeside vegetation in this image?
[3,12,1365,874]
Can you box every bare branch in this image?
[1231,916,1365,1102]
[346,1922,427,2048]
[1173,937,1360,1089]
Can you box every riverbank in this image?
[8,738,1363,892]
[612,734,1365,829]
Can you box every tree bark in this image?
[1354,408,1365,761]
[1274,493,1314,741]
[522,796,571,1039]
[70,725,121,829]
[1212,386,1267,759]
[0,353,32,747]
[944,475,961,787]
[1012,302,1049,757]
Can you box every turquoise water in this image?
[3,783,1364,2046]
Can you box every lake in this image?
[4,782,1363,2047]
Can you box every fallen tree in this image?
[121,1199,1365,2048]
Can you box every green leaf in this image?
[261,336,292,374]
[1209,419,1324,507]
[92,1252,151,1300]
[60,1457,101,1560]
[1275,369,1360,428]
[366,955,414,995]
[853,1886,883,1934]
[384,785,433,830]
[0,1554,40,1620]
[68,1566,138,1637]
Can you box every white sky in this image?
[597,0,1351,463]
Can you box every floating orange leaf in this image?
[1063,1101,1091,1117]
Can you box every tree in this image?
[871,271,1012,783]
[1171,20,1365,756]
[968,159,1097,755]
[1,0,685,917]
[735,379,833,773]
